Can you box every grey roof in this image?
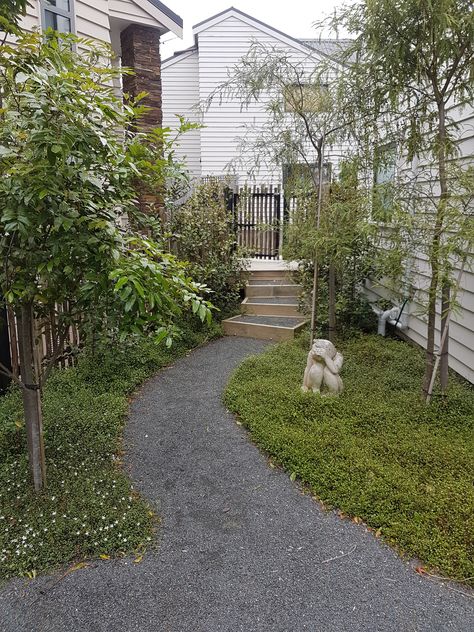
[146,0,183,29]
[300,39,354,60]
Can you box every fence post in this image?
[0,302,12,392]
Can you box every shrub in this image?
[170,180,247,312]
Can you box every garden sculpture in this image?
[302,339,344,395]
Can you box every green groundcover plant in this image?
[0,320,220,581]
[225,334,474,585]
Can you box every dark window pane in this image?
[45,0,70,10]
[44,10,71,33]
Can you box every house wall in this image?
[365,102,474,384]
[7,1,174,49]
[162,13,348,187]
[162,51,202,178]
[12,1,112,44]
[196,14,287,184]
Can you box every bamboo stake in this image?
[309,134,325,346]
[426,256,468,403]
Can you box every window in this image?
[373,143,397,219]
[283,162,332,192]
[283,83,329,113]
[40,0,75,34]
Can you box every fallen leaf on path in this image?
[69,562,89,572]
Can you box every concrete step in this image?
[245,282,302,298]
[247,269,293,281]
[222,315,308,341]
[241,296,301,317]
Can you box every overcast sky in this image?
[161,0,350,60]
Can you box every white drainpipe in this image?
[372,305,409,336]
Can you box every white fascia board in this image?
[122,0,183,37]
[162,48,198,69]
[193,8,323,62]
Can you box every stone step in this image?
[247,269,293,281]
[222,315,307,341]
[241,297,301,317]
[245,283,302,298]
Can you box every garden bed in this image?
[0,322,220,582]
[224,334,474,585]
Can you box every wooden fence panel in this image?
[4,305,80,386]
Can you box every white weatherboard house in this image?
[365,96,474,384]
[368,104,473,385]
[11,0,183,53]
[162,6,350,186]
[163,6,473,384]
[4,0,183,130]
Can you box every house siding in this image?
[366,103,474,383]
[16,1,112,44]
[162,51,202,178]
[197,15,327,184]
[9,0,177,47]
[162,13,350,187]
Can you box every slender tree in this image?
[0,31,212,490]
[206,41,356,340]
[328,0,474,398]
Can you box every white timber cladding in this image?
[9,0,182,48]
[162,50,202,178]
[162,11,348,186]
[366,102,474,384]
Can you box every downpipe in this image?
[372,304,409,336]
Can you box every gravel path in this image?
[1,337,473,631]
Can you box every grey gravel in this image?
[1,337,473,632]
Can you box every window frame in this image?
[40,0,76,35]
[283,83,330,114]
[372,142,398,220]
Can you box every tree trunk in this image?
[437,100,450,394]
[440,282,450,393]
[328,263,336,342]
[422,99,449,400]
[17,303,46,491]
[310,260,319,344]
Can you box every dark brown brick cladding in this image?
[120,24,162,130]
[120,24,163,219]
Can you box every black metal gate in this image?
[232,185,282,259]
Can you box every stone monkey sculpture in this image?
[301,339,344,395]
